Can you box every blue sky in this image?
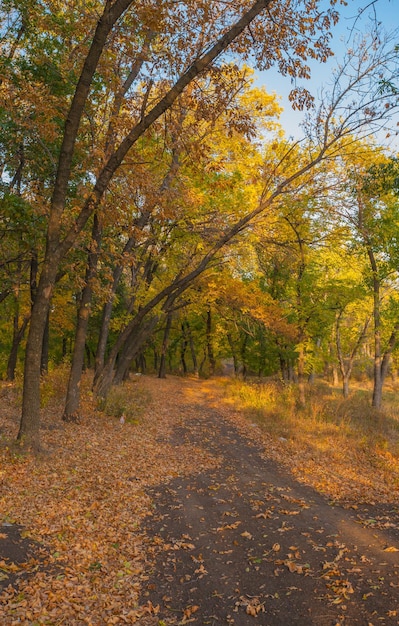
[256,0,399,140]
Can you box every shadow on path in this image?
[141,397,399,625]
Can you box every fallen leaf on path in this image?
[241,531,253,540]
[194,564,208,576]
[256,511,272,519]
[183,605,199,620]
[234,596,265,616]
[217,521,241,531]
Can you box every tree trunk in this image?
[153,345,159,373]
[6,284,29,381]
[85,343,92,369]
[335,309,370,399]
[114,316,159,386]
[368,247,382,409]
[342,375,350,399]
[206,308,216,376]
[7,311,29,381]
[240,333,249,380]
[180,322,188,374]
[17,261,59,450]
[199,348,207,377]
[332,364,339,387]
[17,2,133,447]
[297,343,306,407]
[40,311,50,375]
[380,322,399,387]
[187,322,199,377]
[63,215,101,422]
[94,236,136,382]
[159,312,173,379]
[227,333,239,375]
[94,315,159,397]
[139,352,146,373]
[279,355,288,382]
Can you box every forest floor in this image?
[1,374,399,625]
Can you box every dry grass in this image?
[218,377,399,503]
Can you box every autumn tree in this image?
[89,31,399,398]
[62,64,277,419]
[338,154,399,408]
[1,0,350,450]
[2,1,399,447]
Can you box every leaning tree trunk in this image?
[63,215,101,422]
[94,242,133,383]
[17,1,131,448]
[113,316,159,386]
[93,314,160,397]
[7,315,29,381]
[6,285,30,381]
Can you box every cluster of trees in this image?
[1,0,399,449]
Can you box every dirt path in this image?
[140,381,399,626]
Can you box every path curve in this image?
[140,380,399,626]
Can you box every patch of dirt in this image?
[140,382,399,625]
[0,523,50,592]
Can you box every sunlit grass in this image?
[219,377,399,502]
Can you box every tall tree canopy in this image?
[1,0,399,448]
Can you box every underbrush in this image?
[97,378,152,424]
[221,377,399,501]
[2,368,152,431]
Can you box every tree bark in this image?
[227,333,239,376]
[94,315,160,396]
[335,309,370,399]
[297,343,306,407]
[159,312,173,379]
[40,311,50,375]
[367,246,383,409]
[206,308,216,376]
[17,262,59,449]
[7,305,29,381]
[180,322,189,374]
[63,215,101,422]
[186,322,199,377]
[240,333,249,380]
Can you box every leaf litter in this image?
[1,375,399,624]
